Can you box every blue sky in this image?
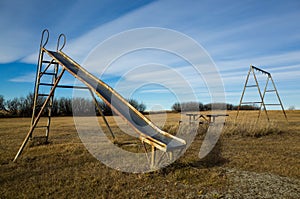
[1,0,300,110]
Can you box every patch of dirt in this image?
[181,167,300,199]
[224,168,300,198]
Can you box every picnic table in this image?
[205,114,229,123]
[185,113,229,124]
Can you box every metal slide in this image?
[44,49,186,152]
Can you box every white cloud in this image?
[9,72,36,83]
[140,89,170,94]
[21,52,39,64]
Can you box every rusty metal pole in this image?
[251,67,269,121]
[151,145,156,169]
[30,29,50,138]
[89,89,115,140]
[269,75,288,121]
[236,67,252,120]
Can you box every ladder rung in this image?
[264,104,281,106]
[38,94,50,97]
[241,102,262,104]
[39,83,88,90]
[246,85,258,88]
[42,60,58,64]
[40,83,54,87]
[265,90,276,92]
[41,72,56,76]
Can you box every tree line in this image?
[0,94,146,118]
[171,101,260,112]
[0,93,260,118]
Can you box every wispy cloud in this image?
[140,89,170,94]
[2,0,300,108]
[1,1,155,64]
[9,72,36,83]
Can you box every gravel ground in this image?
[222,168,300,199]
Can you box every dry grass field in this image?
[0,110,299,198]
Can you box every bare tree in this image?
[0,95,6,111]
[288,106,295,111]
[127,99,146,113]
[6,98,20,116]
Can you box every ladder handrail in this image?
[56,33,66,52]
[40,29,49,48]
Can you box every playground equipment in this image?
[13,30,186,167]
[236,65,287,121]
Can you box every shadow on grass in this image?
[153,139,229,176]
